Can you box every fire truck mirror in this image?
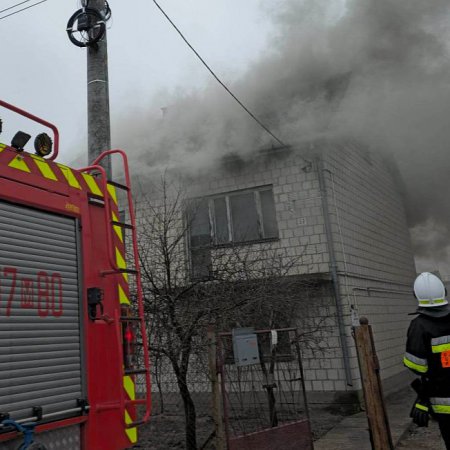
[87,287,104,320]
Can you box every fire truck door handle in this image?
[87,287,104,321]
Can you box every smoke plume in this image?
[114,0,450,276]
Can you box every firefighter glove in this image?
[410,398,430,427]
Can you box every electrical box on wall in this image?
[232,327,260,367]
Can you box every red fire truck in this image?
[0,100,151,449]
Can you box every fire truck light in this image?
[11,131,31,151]
[124,327,134,343]
[34,133,53,157]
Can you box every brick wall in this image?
[321,142,417,389]
[187,150,329,276]
[135,141,416,396]
[185,149,344,391]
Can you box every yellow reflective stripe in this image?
[419,299,446,305]
[124,409,137,443]
[111,211,124,243]
[123,375,136,401]
[118,284,130,305]
[8,155,30,172]
[30,155,58,181]
[107,183,118,205]
[403,357,428,373]
[432,405,450,414]
[82,173,103,196]
[431,336,450,350]
[432,343,450,353]
[58,164,81,189]
[115,247,128,282]
[0,143,6,152]
[415,403,429,412]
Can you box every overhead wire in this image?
[0,0,47,21]
[152,0,287,148]
[0,0,35,15]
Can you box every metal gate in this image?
[217,328,313,450]
[0,200,84,423]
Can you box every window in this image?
[188,186,278,255]
[187,186,278,278]
[213,187,278,244]
[187,198,212,279]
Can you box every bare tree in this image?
[135,175,333,449]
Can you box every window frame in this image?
[197,185,279,247]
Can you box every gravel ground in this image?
[397,421,446,449]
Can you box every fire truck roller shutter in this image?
[0,200,84,424]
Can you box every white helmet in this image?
[413,272,448,308]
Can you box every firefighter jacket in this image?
[404,313,450,414]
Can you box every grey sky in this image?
[2,0,450,279]
[1,0,274,162]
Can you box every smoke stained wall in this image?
[114,0,450,276]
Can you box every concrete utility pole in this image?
[87,0,112,178]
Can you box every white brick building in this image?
[180,139,417,401]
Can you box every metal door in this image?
[0,200,84,423]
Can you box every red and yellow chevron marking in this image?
[0,144,139,443]
[0,145,104,197]
[107,182,138,445]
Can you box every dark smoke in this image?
[114,0,450,276]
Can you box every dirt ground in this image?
[127,404,348,449]
[309,405,353,441]
[129,405,450,449]
[397,421,446,450]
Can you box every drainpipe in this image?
[316,156,353,386]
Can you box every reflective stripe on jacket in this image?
[430,398,450,414]
[403,352,428,373]
[404,313,450,405]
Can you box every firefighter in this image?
[404,272,450,449]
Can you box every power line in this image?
[0,0,47,21]
[152,0,287,148]
[0,0,34,15]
